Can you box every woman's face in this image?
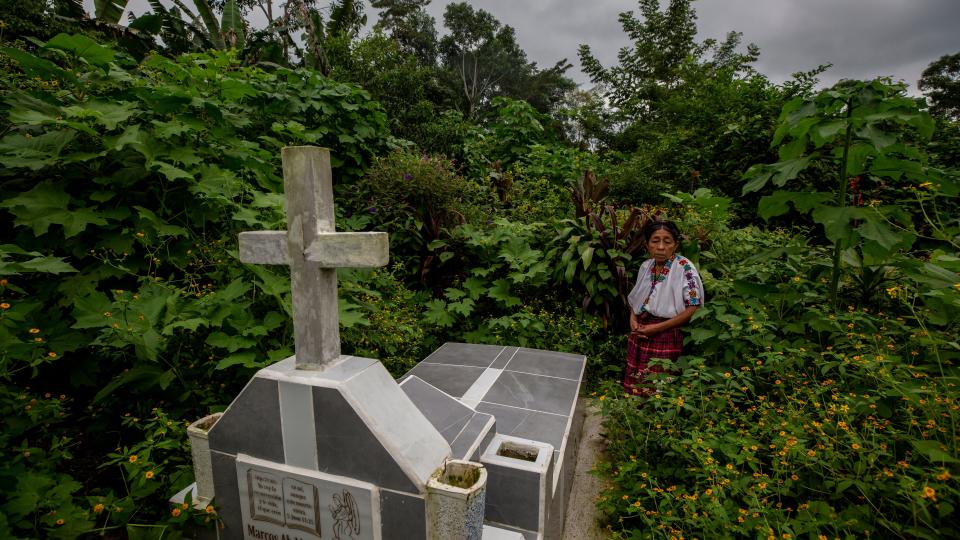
[647,228,678,264]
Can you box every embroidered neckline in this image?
[641,256,677,311]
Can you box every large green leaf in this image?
[856,213,907,251]
[62,101,139,130]
[0,182,108,237]
[423,299,455,327]
[911,440,959,464]
[845,142,876,175]
[757,192,832,220]
[0,48,76,83]
[94,0,128,23]
[44,34,115,69]
[741,165,772,194]
[0,130,76,171]
[811,205,863,245]
[220,0,246,49]
[488,279,521,307]
[770,157,812,187]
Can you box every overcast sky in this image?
[96,0,960,94]
[420,0,960,94]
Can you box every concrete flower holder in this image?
[426,459,487,540]
[187,412,223,507]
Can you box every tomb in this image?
[175,147,586,539]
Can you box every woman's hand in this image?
[634,323,659,339]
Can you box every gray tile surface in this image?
[208,377,284,462]
[450,412,493,460]
[473,429,496,462]
[424,342,505,368]
[400,376,474,443]
[481,371,580,416]
[403,362,486,398]
[210,450,241,538]
[490,347,518,369]
[380,489,426,539]
[476,403,568,450]
[504,349,585,380]
[313,387,418,494]
[483,462,542,532]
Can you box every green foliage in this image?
[744,79,951,306]
[356,149,483,282]
[330,31,440,147]
[438,2,574,119]
[0,36,391,538]
[577,1,784,203]
[425,218,551,332]
[920,52,960,121]
[548,203,650,327]
[595,223,960,539]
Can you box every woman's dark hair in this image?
[642,219,682,243]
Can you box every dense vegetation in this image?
[1,0,957,538]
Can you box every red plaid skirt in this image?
[623,313,683,395]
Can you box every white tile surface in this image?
[461,368,504,409]
[279,380,318,470]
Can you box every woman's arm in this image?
[635,306,699,338]
[629,310,642,333]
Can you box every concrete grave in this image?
[179,147,587,540]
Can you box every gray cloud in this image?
[89,0,960,93]
[425,0,960,93]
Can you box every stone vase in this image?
[426,459,487,540]
[187,412,223,506]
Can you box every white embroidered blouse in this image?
[627,254,705,318]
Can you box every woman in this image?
[623,220,705,395]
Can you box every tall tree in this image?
[371,0,438,67]
[579,0,757,121]
[919,52,960,120]
[439,2,532,118]
[438,2,572,119]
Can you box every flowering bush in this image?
[594,224,959,539]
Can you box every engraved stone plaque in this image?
[237,454,380,540]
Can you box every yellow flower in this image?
[29,327,40,334]
[93,503,104,514]
[180,503,189,510]
[171,508,181,517]
[145,471,154,479]
[55,519,64,526]
[918,181,933,189]
[128,455,138,463]
[724,372,731,378]
[0,303,10,309]
[47,352,57,358]
[937,470,951,481]
[851,443,860,450]
[922,486,936,501]
[205,505,214,514]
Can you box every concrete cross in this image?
[238,147,388,370]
